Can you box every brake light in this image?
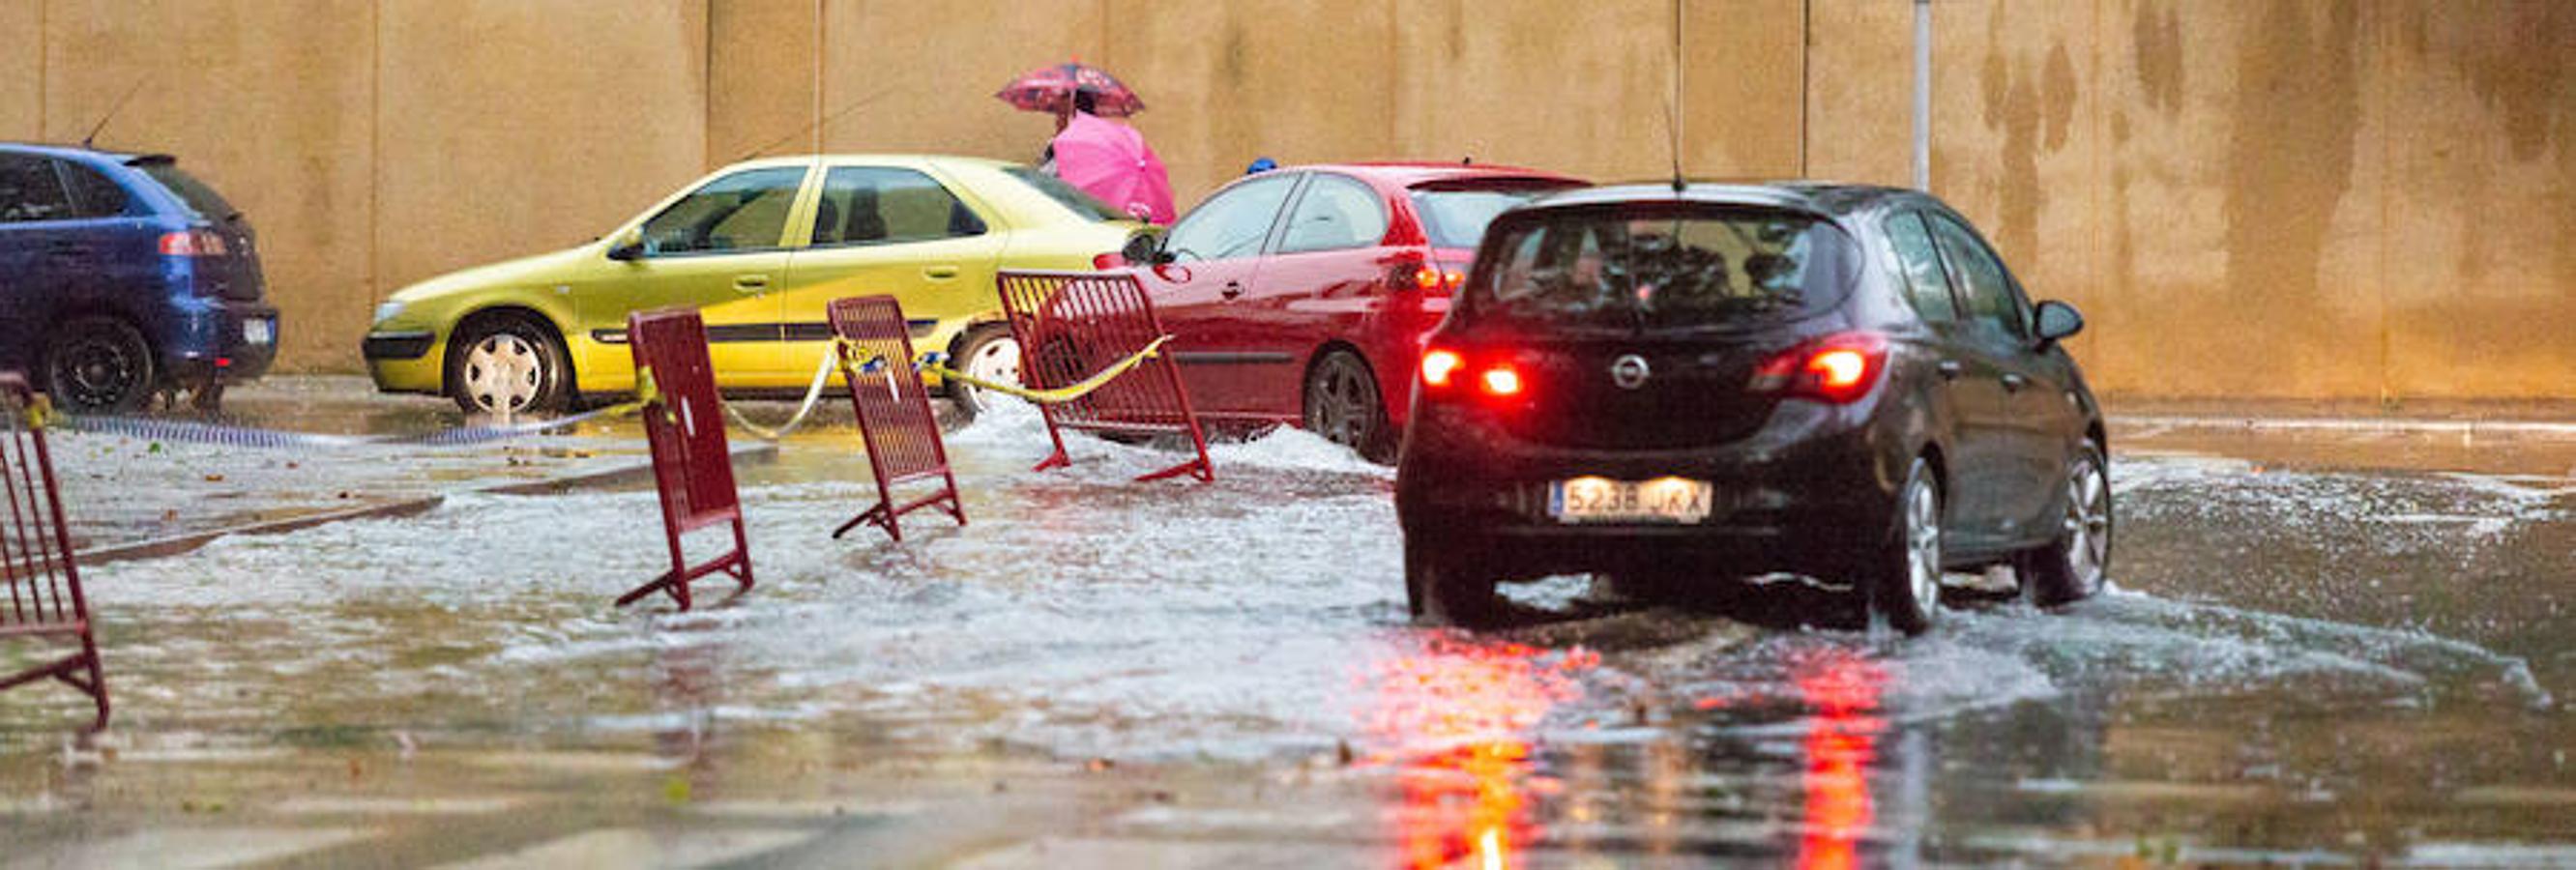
[1420,348,1525,402]
[1092,251,1124,270]
[1749,332,1890,403]
[160,229,227,257]
[1393,259,1468,293]
[1420,349,1465,387]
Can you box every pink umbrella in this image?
[1049,112,1175,224]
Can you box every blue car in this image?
[0,143,277,413]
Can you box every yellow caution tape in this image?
[923,334,1174,405]
[24,395,50,431]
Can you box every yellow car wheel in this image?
[947,323,1020,421]
[447,312,573,416]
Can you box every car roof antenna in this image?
[80,79,150,150]
[736,83,897,162]
[1665,0,1687,194]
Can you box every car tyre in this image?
[1303,349,1392,462]
[1864,456,1944,636]
[447,313,572,416]
[946,323,1020,421]
[44,316,156,415]
[1406,539,1500,626]
[2016,442,2112,606]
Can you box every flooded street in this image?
[3,382,2571,868]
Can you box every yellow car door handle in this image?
[733,275,770,292]
[923,265,961,280]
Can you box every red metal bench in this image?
[0,373,108,730]
[829,296,964,542]
[614,309,753,612]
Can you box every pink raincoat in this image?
[1048,112,1176,224]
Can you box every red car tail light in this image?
[1749,332,1890,403]
[159,229,227,257]
[1420,348,1465,388]
[1391,258,1468,294]
[1421,348,1526,402]
[1092,251,1125,270]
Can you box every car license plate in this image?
[244,318,275,345]
[1550,476,1713,524]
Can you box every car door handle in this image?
[1221,281,1244,301]
[1935,360,1964,380]
[923,265,961,280]
[2001,372,2030,392]
[732,275,770,292]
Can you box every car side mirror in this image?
[1121,228,1171,267]
[606,228,646,261]
[2034,300,2085,345]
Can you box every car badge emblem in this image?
[1610,354,1652,390]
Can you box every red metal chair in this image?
[828,296,964,542]
[614,309,753,612]
[0,373,108,730]
[996,270,1213,482]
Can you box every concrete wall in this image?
[2,0,2567,403]
[1810,0,2575,401]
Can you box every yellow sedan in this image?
[362,155,1137,415]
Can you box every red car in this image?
[1120,162,1585,459]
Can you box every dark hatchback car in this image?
[1394,183,2109,634]
[0,143,275,413]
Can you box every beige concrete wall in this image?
[0,1,39,137]
[373,1,710,292]
[1811,0,2574,401]
[34,0,377,375]
[4,0,2568,402]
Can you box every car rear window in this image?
[1002,165,1128,221]
[1469,204,1859,334]
[1409,184,1573,248]
[132,159,239,221]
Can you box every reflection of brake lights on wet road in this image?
[1795,650,1888,870]
[1362,638,1591,870]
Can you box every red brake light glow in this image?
[1750,333,1889,403]
[1420,349,1465,388]
[159,229,227,257]
[1421,350,1526,402]
[1092,251,1124,270]
[1808,349,1871,390]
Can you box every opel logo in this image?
[1610,354,1652,390]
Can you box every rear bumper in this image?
[1395,396,1913,583]
[160,299,278,384]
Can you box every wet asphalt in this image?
[0,378,2569,868]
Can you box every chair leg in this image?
[84,652,108,733]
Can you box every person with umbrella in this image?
[996,61,1175,224]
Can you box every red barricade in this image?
[828,296,964,541]
[0,373,108,730]
[996,270,1213,482]
[615,309,753,612]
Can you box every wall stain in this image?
[1976,6,2044,276]
[2220,0,2364,392]
[2455,1,2568,162]
[2041,43,2076,153]
[2133,0,2184,114]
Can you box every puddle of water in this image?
[4,408,2572,865]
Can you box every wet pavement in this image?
[2,379,2571,868]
